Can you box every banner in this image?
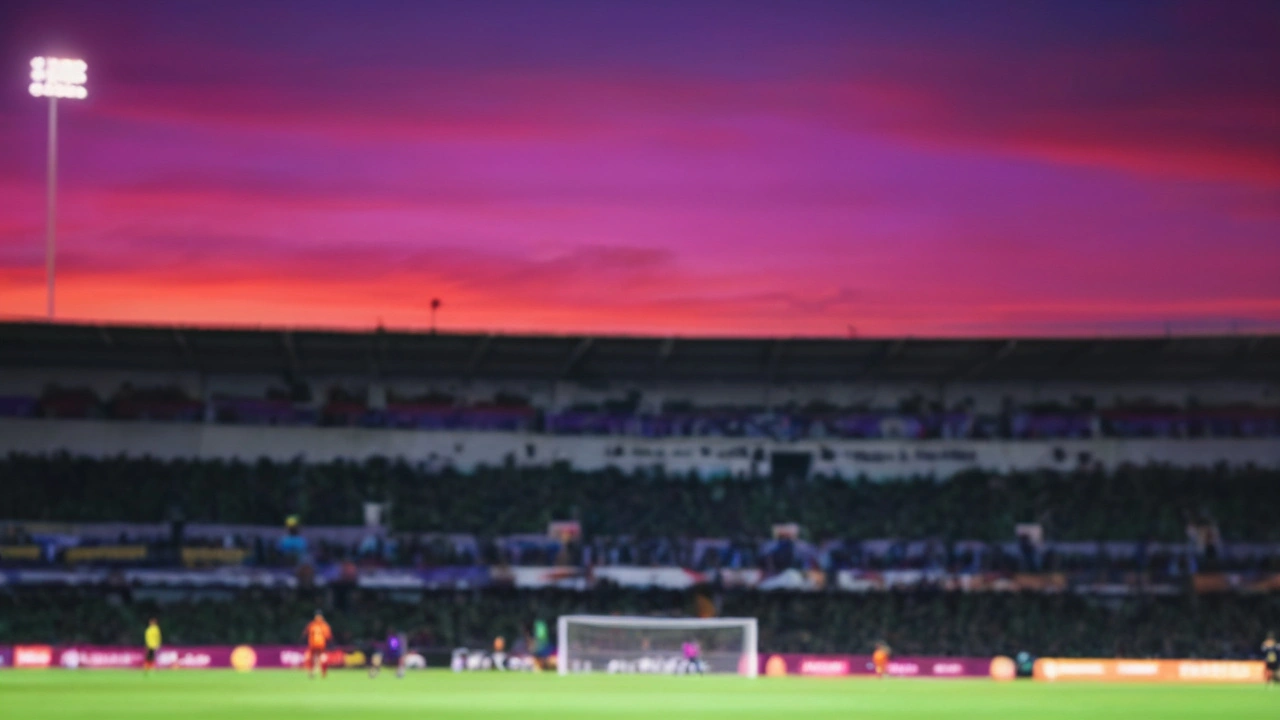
[836,570,945,591]
[496,565,709,591]
[13,645,54,668]
[593,566,707,590]
[718,569,826,591]
[759,653,1000,679]
[57,647,146,669]
[493,566,590,590]
[836,570,1072,593]
[181,548,249,567]
[1193,573,1280,594]
[64,546,148,563]
[450,648,538,672]
[357,566,491,590]
[0,546,40,561]
[0,568,298,588]
[1033,658,1266,683]
[6,563,1278,595]
[126,568,299,588]
[0,645,388,671]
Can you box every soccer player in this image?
[303,610,333,679]
[387,630,406,678]
[1264,632,1278,686]
[369,630,406,679]
[682,640,704,675]
[872,641,891,679]
[143,618,161,673]
[532,619,551,671]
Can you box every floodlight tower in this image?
[29,57,88,320]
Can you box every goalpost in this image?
[557,615,758,678]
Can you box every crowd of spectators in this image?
[5,451,1278,660]
[4,384,1277,440]
[7,524,1278,579]
[5,455,1280,579]
[4,454,1279,543]
[1,587,1275,660]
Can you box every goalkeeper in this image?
[532,619,552,670]
[682,640,705,675]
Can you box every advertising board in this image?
[759,654,1001,679]
[1033,658,1265,683]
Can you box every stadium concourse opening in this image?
[769,451,812,482]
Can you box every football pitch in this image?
[0,670,1274,719]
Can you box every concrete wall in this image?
[2,418,1276,480]
[8,368,1275,414]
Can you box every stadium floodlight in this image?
[557,615,758,677]
[29,57,88,320]
[29,57,88,99]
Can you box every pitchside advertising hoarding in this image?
[1,646,1269,683]
[1033,658,1267,683]
[760,654,1014,680]
[1,645,425,671]
[759,655,1269,683]
[450,648,539,672]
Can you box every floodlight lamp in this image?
[29,57,88,99]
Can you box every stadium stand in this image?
[2,589,1278,660]
[4,455,1280,543]
[1,323,1277,441]
[2,322,1279,661]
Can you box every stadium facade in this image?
[0,322,1276,475]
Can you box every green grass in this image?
[0,670,1275,719]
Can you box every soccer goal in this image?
[557,615,758,677]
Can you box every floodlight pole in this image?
[31,56,87,320]
[46,96,58,320]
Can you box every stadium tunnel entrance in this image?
[770,451,812,481]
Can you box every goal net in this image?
[557,615,758,677]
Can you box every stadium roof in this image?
[0,322,1276,384]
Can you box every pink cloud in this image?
[0,0,1277,338]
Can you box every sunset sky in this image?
[0,0,1277,338]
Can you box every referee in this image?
[144,618,162,673]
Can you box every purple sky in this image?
[1,0,1277,337]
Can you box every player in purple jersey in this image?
[369,630,407,679]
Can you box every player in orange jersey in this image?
[872,641,891,679]
[303,610,333,679]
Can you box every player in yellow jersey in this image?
[144,618,161,673]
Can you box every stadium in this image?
[2,321,1279,717]
[4,1,1280,718]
